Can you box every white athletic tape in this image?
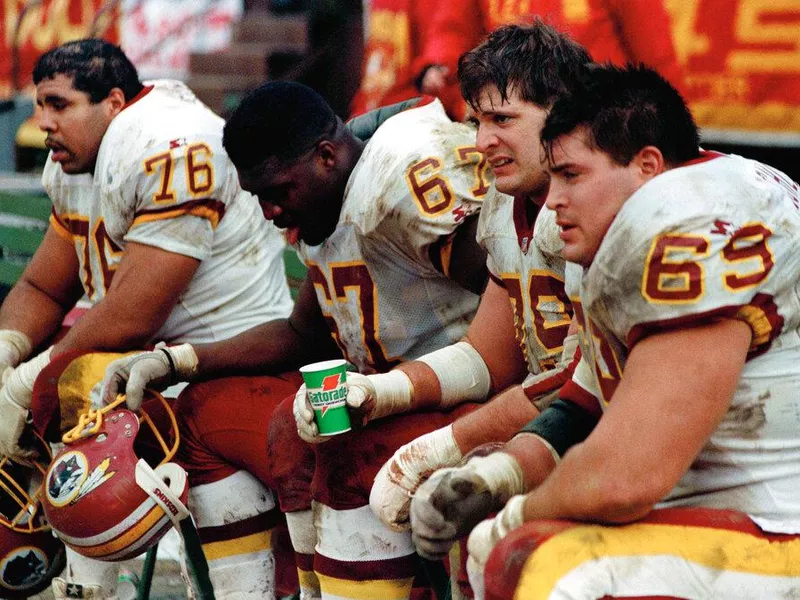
[347,370,413,421]
[416,341,491,407]
[464,452,525,504]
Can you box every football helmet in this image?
[42,391,190,562]
[0,438,66,598]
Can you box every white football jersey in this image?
[43,80,292,344]
[568,152,800,532]
[299,100,493,374]
[477,193,571,374]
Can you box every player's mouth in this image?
[274,216,302,245]
[489,156,514,175]
[45,139,70,163]
[284,226,301,245]
[556,219,577,240]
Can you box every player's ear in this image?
[633,145,665,181]
[104,87,127,118]
[316,139,337,169]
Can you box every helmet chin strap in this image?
[134,460,191,528]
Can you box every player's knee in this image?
[484,520,579,599]
[268,396,315,512]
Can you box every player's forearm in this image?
[451,385,539,453]
[192,318,341,379]
[52,298,167,355]
[521,441,655,524]
[0,279,74,350]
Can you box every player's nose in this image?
[475,125,498,154]
[38,109,57,132]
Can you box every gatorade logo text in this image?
[309,374,347,418]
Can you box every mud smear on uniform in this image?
[716,390,768,439]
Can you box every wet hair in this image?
[223,81,339,172]
[32,39,143,103]
[458,21,592,110]
[542,63,700,166]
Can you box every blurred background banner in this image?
[667,0,800,140]
[1,0,799,143]
[0,0,119,96]
[120,0,243,81]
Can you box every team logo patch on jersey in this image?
[710,219,736,236]
[0,547,48,590]
[46,452,116,507]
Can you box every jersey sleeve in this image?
[110,136,235,261]
[349,101,491,276]
[586,158,799,355]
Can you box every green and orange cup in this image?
[299,359,352,436]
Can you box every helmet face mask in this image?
[42,392,188,562]
[0,444,66,598]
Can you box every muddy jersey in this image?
[568,152,800,532]
[299,99,493,374]
[477,194,571,374]
[42,80,292,344]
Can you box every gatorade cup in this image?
[299,359,352,436]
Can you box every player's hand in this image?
[369,425,462,531]
[0,330,32,391]
[293,383,324,443]
[101,343,198,411]
[0,348,51,465]
[292,378,362,443]
[294,371,413,443]
[466,495,526,573]
[410,466,493,560]
[420,65,449,95]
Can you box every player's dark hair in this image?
[542,63,700,166]
[33,39,143,103]
[458,21,592,110]
[223,81,339,171]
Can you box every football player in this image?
[468,64,800,598]
[0,39,293,599]
[362,26,597,580]
[102,81,496,600]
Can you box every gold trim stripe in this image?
[76,504,164,558]
[201,530,272,561]
[132,205,222,229]
[316,573,415,600]
[515,522,800,600]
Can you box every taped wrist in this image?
[464,452,524,505]
[160,343,199,381]
[6,347,52,409]
[519,399,599,458]
[365,370,413,420]
[416,341,491,407]
[0,329,33,367]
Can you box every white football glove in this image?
[0,347,52,465]
[0,330,32,388]
[369,425,462,531]
[410,451,525,559]
[467,494,526,573]
[293,370,413,443]
[101,343,199,411]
